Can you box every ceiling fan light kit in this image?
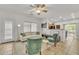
[30,4,48,15]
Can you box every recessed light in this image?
[17,24,21,27]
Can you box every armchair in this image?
[26,35,43,55]
[47,33,60,47]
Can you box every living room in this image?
[0,4,79,55]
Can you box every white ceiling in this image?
[0,4,79,20]
[47,4,79,18]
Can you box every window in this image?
[65,24,76,32]
[5,21,12,40]
[24,22,31,32]
[24,22,37,32]
[31,23,37,32]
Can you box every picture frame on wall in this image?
[48,23,55,29]
[56,25,60,29]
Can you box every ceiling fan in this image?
[30,4,48,15]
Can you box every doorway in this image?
[64,23,77,54]
[65,23,76,40]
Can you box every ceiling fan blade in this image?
[30,4,34,7]
[35,4,41,8]
[30,4,37,8]
[42,9,48,13]
[41,4,46,8]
